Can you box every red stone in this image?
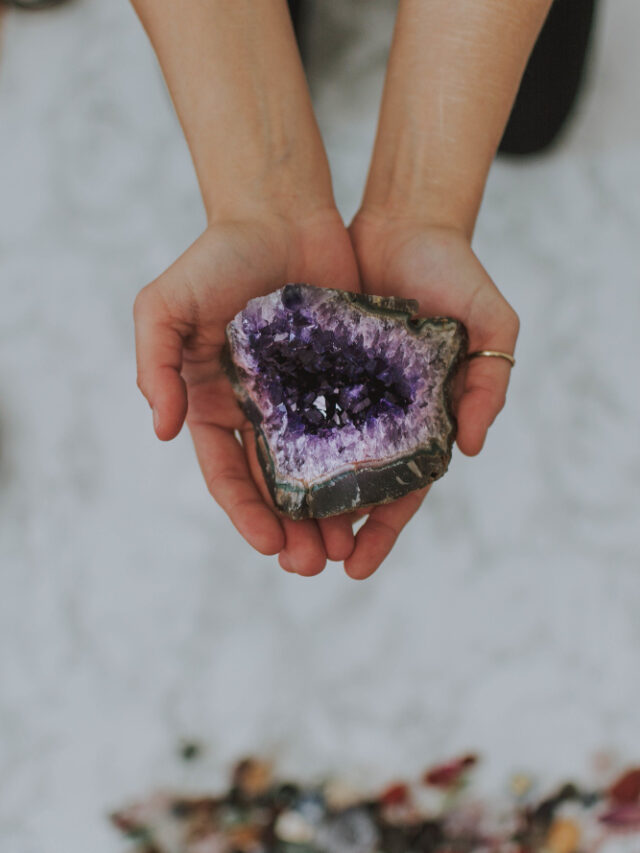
[379,782,409,806]
[600,803,640,829]
[610,768,640,804]
[423,754,478,788]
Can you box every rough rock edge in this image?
[223,286,468,520]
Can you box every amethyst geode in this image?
[224,284,467,519]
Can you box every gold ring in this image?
[467,350,516,367]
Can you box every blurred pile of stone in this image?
[111,756,640,853]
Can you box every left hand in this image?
[345,210,520,579]
[134,209,363,578]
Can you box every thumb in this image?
[133,284,188,441]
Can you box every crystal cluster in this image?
[243,285,414,437]
[224,284,468,519]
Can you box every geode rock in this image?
[224,284,467,520]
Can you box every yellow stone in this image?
[545,818,580,853]
[235,758,272,797]
[324,778,361,810]
[509,773,533,797]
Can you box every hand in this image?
[134,209,363,576]
[345,210,519,579]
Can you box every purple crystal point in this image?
[225,284,468,519]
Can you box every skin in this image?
[131,0,552,579]
[135,212,361,576]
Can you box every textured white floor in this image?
[1,1,639,851]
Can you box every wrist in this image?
[360,154,483,241]
[205,200,348,254]
[349,207,473,298]
[135,0,336,227]
[352,201,473,246]
[203,163,341,233]
[361,0,554,241]
[201,140,337,227]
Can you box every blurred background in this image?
[1,1,639,851]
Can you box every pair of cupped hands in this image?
[134,205,518,580]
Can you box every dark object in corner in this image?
[287,0,306,55]
[0,0,71,8]
[499,0,599,155]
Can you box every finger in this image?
[352,508,371,521]
[134,285,188,441]
[189,421,285,556]
[455,356,513,456]
[344,488,428,581]
[346,508,371,524]
[318,514,356,562]
[239,428,328,576]
[457,295,519,455]
[279,518,327,577]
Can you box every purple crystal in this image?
[225,284,467,519]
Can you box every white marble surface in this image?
[1,1,640,850]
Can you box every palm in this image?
[331,215,521,578]
[177,217,360,430]
[350,215,519,456]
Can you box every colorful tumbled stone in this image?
[544,817,580,853]
[609,768,640,804]
[315,808,379,853]
[111,754,640,853]
[379,783,410,807]
[423,754,478,789]
[275,810,315,844]
[233,757,272,798]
